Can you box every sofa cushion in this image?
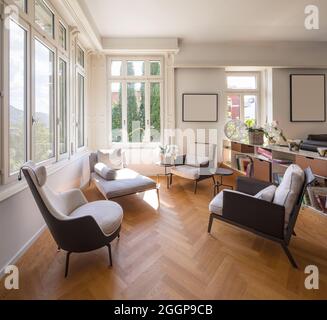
[92,168,157,199]
[273,164,305,225]
[254,185,277,202]
[171,166,200,180]
[98,149,124,170]
[69,200,123,236]
[94,162,117,181]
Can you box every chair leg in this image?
[157,188,160,207]
[208,213,215,234]
[194,181,198,194]
[170,174,173,186]
[107,244,113,267]
[65,252,71,278]
[281,244,298,269]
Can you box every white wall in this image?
[175,68,226,161]
[175,42,327,68]
[272,68,327,140]
[0,155,90,275]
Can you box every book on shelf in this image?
[272,159,293,165]
[257,147,273,160]
[272,172,284,185]
[307,186,327,213]
[235,154,253,175]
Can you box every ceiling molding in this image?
[102,37,179,54]
[58,0,102,51]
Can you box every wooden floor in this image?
[1,175,327,300]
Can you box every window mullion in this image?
[122,81,127,144]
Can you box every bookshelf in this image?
[222,139,327,215]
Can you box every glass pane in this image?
[35,0,54,38]
[244,95,257,121]
[127,82,145,143]
[34,39,54,163]
[13,0,26,12]
[59,59,67,155]
[111,61,122,76]
[150,61,161,76]
[9,20,26,173]
[127,61,144,76]
[77,74,85,148]
[227,95,241,120]
[150,83,161,142]
[111,83,122,142]
[59,23,66,50]
[227,76,256,90]
[77,46,84,67]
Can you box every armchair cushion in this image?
[94,162,117,181]
[69,200,123,236]
[185,155,209,167]
[171,165,200,180]
[273,164,305,225]
[209,186,276,216]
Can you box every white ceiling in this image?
[80,0,327,42]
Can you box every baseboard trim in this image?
[0,224,46,279]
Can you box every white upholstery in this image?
[98,149,124,170]
[255,185,277,202]
[273,164,305,225]
[94,162,117,181]
[69,200,123,236]
[92,168,157,199]
[171,166,200,180]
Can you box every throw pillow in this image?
[254,185,277,202]
[97,149,124,170]
[94,162,117,181]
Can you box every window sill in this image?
[0,151,89,203]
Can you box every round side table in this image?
[155,162,173,189]
[213,168,234,196]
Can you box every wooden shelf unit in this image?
[222,139,327,215]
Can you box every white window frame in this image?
[31,31,57,166]
[108,56,164,147]
[2,15,31,184]
[0,0,85,186]
[225,72,261,123]
[57,54,69,160]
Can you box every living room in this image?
[0,0,327,304]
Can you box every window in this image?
[77,73,85,148]
[58,23,67,50]
[111,82,122,142]
[13,0,27,12]
[77,46,84,68]
[226,73,260,123]
[58,59,67,155]
[35,0,54,38]
[33,39,55,163]
[108,58,163,144]
[9,20,27,174]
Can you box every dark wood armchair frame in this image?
[22,167,121,278]
[208,168,315,268]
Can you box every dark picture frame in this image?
[290,74,326,122]
[182,93,219,122]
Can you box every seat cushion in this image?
[171,165,200,180]
[69,200,123,236]
[92,168,157,199]
[209,186,277,215]
[185,155,209,167]
[273,164,305,225]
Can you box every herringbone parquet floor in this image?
[1,175,327,300]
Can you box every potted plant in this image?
[245,119,265,145]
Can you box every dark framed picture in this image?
[290,74,326,122]
[182,94,219,122]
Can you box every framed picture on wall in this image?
[182,93,219,122]
[290,74,326,122]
